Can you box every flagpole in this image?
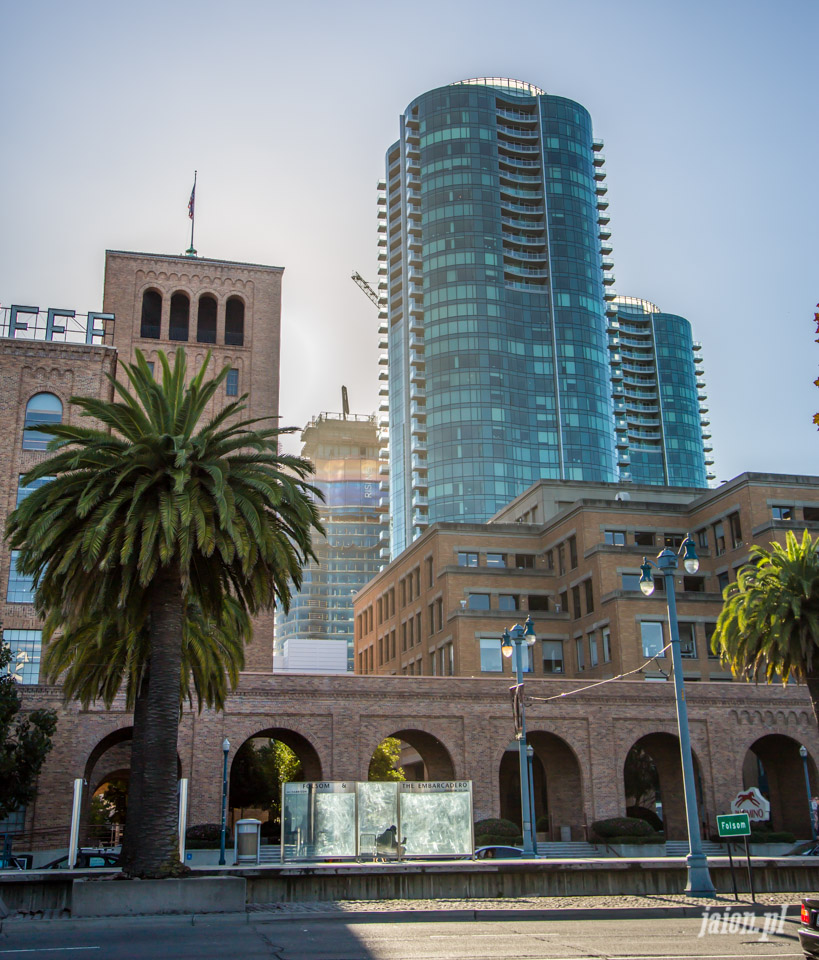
[186,170,197,257]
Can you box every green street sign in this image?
[716,813,751,838]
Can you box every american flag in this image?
[188,179,196,220]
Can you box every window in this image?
[713,521,726,555]
[696,528,708,549]
[621,573,640,591]
[634,531,655,548]
[226,369,239,397]
[146,361,154,376]
[705,623,720,659]
[415,612,422,646]
[468,594,490,610]
[584,579,594,613]
[7,551,34,604]
[557,543,566,575]
[16,475,54,506]
[480,638,503,672]
[522,644,533,673]
[604,530,625,546]
[772,505,793,521]
[140,289,162,338]
[682,576,705,593]
[545,549,554,571]
[728,512,742,548]
[3,629,41,684]
[23,393,62,450]
[640,621,665,658]
[426,557,434,587]
[575,637,585,670]
[717,571,729,592]
[542,640,564,674]
[458,552,478,567]
[225,296,245,346]
[428,603,435,635]
[602,628,612,663]
[568,536,577,569]
[559,590,568,614]
[528,595,549,612]
[572,585,581,619]
[498,594,518,611]
[401,621,407,651]
[435,598,443,631]
[168,292,190,341]
[197,294,217,344]
[486,553,506,568]
[678,622,697,658]
[805,506,819,522]
[589,633,599,667]
[664,534,684,549]
[515,554,535,569]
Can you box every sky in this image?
[1,0,817,479]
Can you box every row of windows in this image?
[139,290,245,346]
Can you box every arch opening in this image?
[140,289,162,339]
[368,729,455,782]
[196,294,217,344]
[169,292,190,342]
[225,296,244,346]
[742,734,818,838]
[23,393,62,450]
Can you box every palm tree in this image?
[712,529,819,724]
[7,349,322,877]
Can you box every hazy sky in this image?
[1,0,816,479]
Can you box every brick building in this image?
[353,473,819,681]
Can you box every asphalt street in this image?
[0,914,805,960]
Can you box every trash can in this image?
[234,819,262,865]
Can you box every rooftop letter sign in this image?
[1,305,114,345]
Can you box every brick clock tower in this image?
[102,250,285,671]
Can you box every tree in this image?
[712,529,819,724]
[368,737,406,781]
[229,738,301,822]
[6,349,322,877]
[0,644,57,821]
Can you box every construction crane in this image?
[351,271,380,308]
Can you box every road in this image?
[0,914,804,960]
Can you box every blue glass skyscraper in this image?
[609,296,713,487]
[379,78,618,556]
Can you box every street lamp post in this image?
[501,615,538,857]
[639,536,715,897]
[219,737,230,866]
[799,745,816,841]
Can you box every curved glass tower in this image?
[380,79,618,556]
[609,296,712,487]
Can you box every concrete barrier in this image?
[71,876,246,917]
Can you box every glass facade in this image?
[275,413,382,672]
[609,296,711,487]
[380,80,713,557]
[382,79,618,557]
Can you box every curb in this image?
[248,903,803,924]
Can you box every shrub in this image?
[185,823,222,843]
[591,817,654,840]
[476,833,523,847]
[626,805,663,833]
[474,818,519,839]
[536,816,550,832]
[750,830,795,844]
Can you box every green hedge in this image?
[476,833,523,847]
[591,817,654,839]
[474,818,520,839]
[750,830,795,843]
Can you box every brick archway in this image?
[367,728,456,781]
[742,734,818,836]
[623,733,705,841]
[230,727,324,783]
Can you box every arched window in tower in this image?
[140,289,162,339]
[23,393,63,450]
[197,294,217,344]
[225,296,245,346]
[169,292,190,342]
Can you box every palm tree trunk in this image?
[121,572,185,878]
[118,667,149,873]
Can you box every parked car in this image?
[799,898,819,958]
[41,849,120,870]
[473,845,525,860]
[787,842,819,856]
